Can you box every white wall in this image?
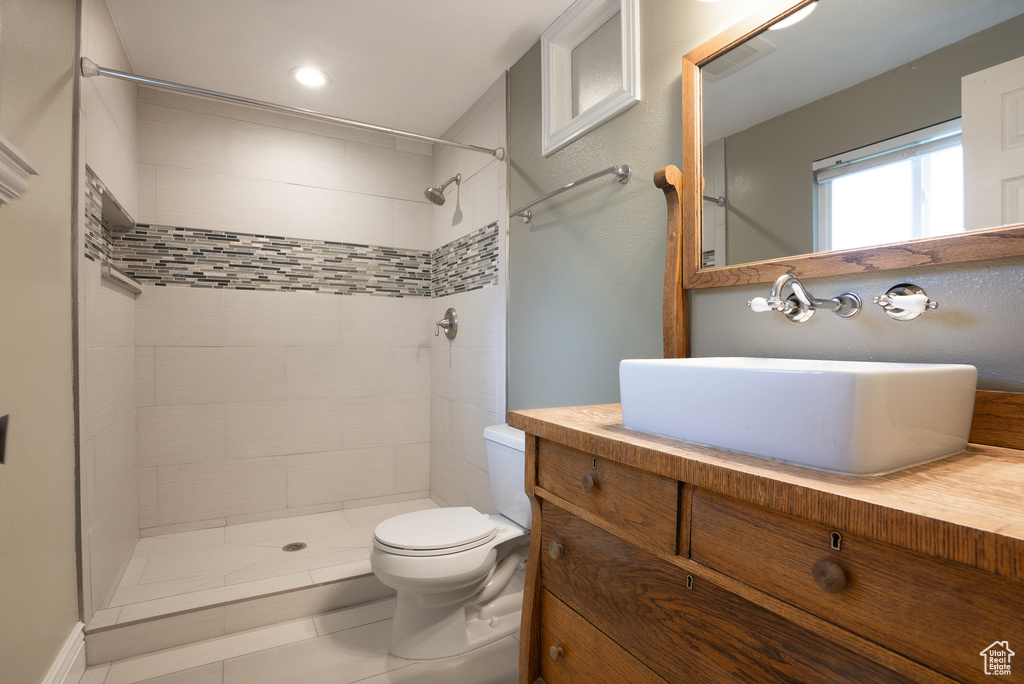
[429,75,509,511]
[134,90,434,534]
[78,0,142,625]
[0,0,79,681]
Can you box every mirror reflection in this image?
[701,0,1024,268]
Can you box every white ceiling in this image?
[104,0,577,138]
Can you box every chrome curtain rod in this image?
[703,194,725,207]
[511,164,631,223]
[80,58,505,161]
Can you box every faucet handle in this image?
[873,285,937,321]
[747,297,772,313]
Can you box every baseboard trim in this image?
[42,621,85,684]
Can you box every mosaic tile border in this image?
[86,167,499,298]
[115,225,432,297]
[431,222,500,298]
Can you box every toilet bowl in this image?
[369,424,531,660]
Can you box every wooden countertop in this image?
[509,403,1024,582]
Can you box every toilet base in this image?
[387,544,527,660]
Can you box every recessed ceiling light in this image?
[291,67,330,87]
[769,2,817,30]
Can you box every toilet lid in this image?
[373,507,497,555]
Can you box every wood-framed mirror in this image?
[656,0,1024,448]
[671,0,1024,292]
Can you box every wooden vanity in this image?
[510,404,1024,683]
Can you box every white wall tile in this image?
[139,102,229,174]
[137,163,157,224]
[138,404,225,466]
[88,475,140,613]
[285,184,395,246]
[336,296,432,348]
[222,289,341,347]
[392,347,431,396]
[137,285,225,347]
[153,165,287,235]
[428,443,468,508]
[393,200,432,251]
[84,346,136,439]
[136,347,155,407]
[340,395,430,449]
[94,410,138,510]
[224,400,343,459]
[225,119,345,190]
[430,397,449,449]
[155,457,287,525]
[154,346,286,406]
[85,269,137,350]
[343,141,433,204]
[394,443,429,494]
[286,347,393,400]
[138,466,159,530]
[286,447,395,507]
[448,402,499,472]
[83,79,138,219]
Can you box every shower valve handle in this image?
[435,308,458,340]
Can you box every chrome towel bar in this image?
[511,164,631,223]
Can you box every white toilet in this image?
[370,424,531,660]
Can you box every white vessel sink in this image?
[619,357,977,475]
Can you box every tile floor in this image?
[80,597,520,684]
[92,499,439,627]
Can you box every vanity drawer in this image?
[539,589,667,684]
[690,489,1024,683]
[537,439,679,554]
[541,502,911,683]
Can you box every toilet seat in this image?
[373,507,498,557]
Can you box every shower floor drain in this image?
[282,542,307,552]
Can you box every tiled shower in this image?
[78,0,508,636]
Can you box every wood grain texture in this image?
[691,489,1024,683]
[654,166,688,359]
[537,440,679,555]
[673,0,1024,290]
[541,503,913,683]
[970,390,1024,450]
[684,223,1024,289]
[539,590,668,684]
[519,434,543,684]
[509,404,1024,581]
[535,487,957,683]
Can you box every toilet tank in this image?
[483,424,532,530]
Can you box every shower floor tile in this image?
[104,499,438,625]
[81,598,519,684]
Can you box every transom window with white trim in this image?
[814,120,964,252]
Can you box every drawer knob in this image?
[812,559,847,593]
[581,473,597,493]
[549,645,563,662]
[548,541,564,560]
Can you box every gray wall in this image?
[508,0,1024,412]
[509,0,764,410]
[0,0,80,681]
[725,14,1024,265]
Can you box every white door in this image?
[962,54,1024,230]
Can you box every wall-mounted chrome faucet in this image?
[748,274,862,323]
[873,284,938,321]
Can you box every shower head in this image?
[424,174,461,206]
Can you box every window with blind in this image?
[814,120,964,252]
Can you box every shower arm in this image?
[80,58,506,161]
